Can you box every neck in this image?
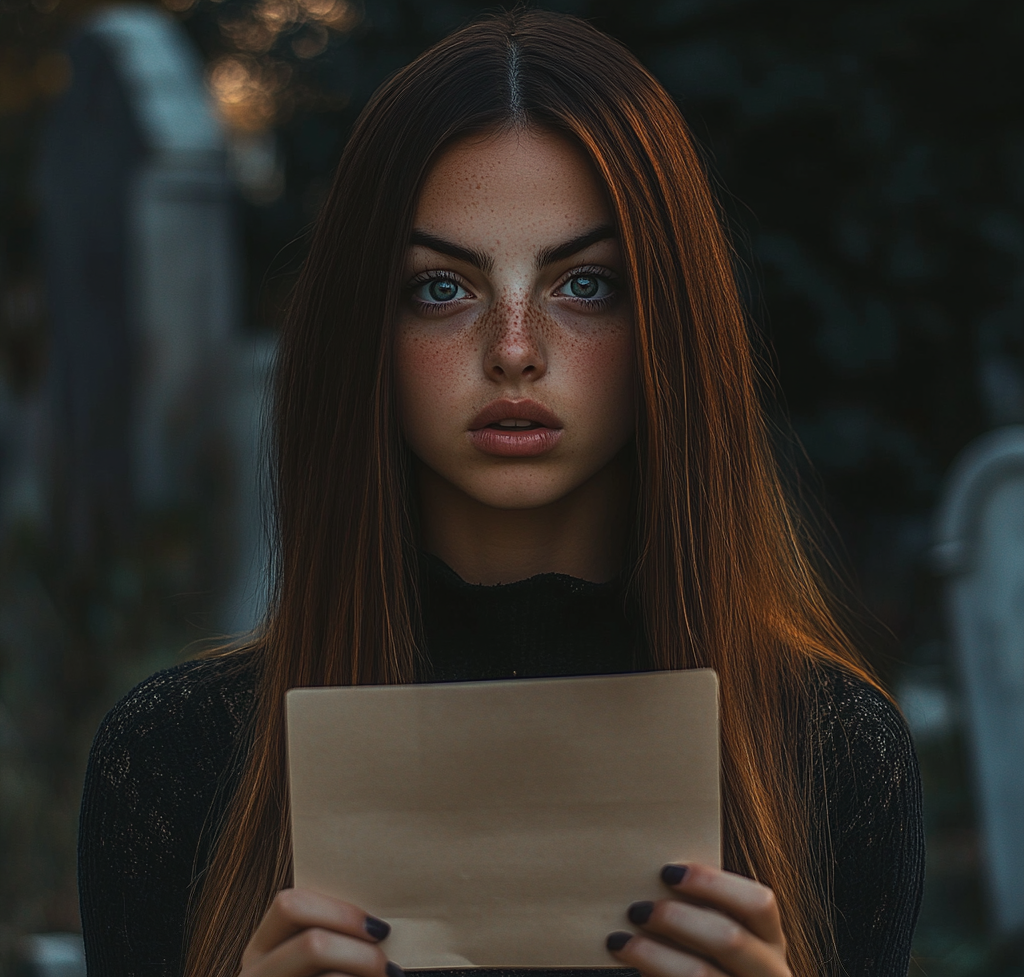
[416,454,632,585]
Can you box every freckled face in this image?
[395,128,635,510]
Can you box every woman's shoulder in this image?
[79,651,259,971]
[88,650,258,787]
[804,661,923,847]
[806,662,913,764]
[803,670,925,971]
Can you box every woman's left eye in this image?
[556,273,615,302]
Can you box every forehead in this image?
[413,128,614,245]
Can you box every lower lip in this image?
[469,426,563,457]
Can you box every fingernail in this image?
[606,931,633,952]
[627,900,654,925]
[386,963,405,977]
[661,864,688,886]
[365,916,391,940]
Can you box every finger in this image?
[246,888,390,958]
[628,899,785,976]
[258,927,399,977]
[660,863,786,947]
[607,932,728,977]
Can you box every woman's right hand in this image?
[240,887,404,977]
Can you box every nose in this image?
[483,296,547,382]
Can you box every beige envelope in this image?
[287,668,720,969]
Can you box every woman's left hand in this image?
[606,863,792,977]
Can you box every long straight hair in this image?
[185,11,879,976]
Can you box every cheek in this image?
[559,322,635,424]
[394,324,477,439]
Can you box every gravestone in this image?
[16,933,86,977]
[932,425,1024,934]
[36,15,148,562]
[89,6,240,510]
[36,4,271,630]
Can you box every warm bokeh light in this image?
[256,0,298,30]
[208,54,292,132]
[204,0,360,130]
[161,0,199,14]
[291,24,328,59]
[297,0,358,31]
[220,15,277,54]
[210,0,361,67]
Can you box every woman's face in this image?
[395,128,635,511]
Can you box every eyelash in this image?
[406,266,620,315]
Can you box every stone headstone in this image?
[932,425,1024,934]
[36,16,147,561]
[16,933,86,977]
[87,6,240,510]
[36,4,271,631]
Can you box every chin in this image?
[463,476,581,511]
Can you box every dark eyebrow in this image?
[409,230,494,273]
[409,224,618,274]
[537,224,617,268]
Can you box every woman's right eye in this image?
[411,276,470,306]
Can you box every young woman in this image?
[78,10,924,977]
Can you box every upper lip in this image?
[469,398,563,431]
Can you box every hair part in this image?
[506,38,524,121]
[184,11,880,977]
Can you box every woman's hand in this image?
[606,863,792,977]
[240,887,404,977]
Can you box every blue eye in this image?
[558,273,614,301]
[414,276,468,304]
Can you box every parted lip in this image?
[469,398,563,431]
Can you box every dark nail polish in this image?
[627,901,654,926]
[606,931,633,952]
[386,963,405,977]
[660,864,688,886]
[365,916,391,941]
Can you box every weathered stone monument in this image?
[932,425,1024,935]
[36,4,271,631]
[92,5,239,512]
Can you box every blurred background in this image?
[0,0,1022,973]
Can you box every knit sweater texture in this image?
[78,557,925,976]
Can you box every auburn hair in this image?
[184,10,879,977]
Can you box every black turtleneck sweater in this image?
[78,558,924,977]
[418,555,641,681]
